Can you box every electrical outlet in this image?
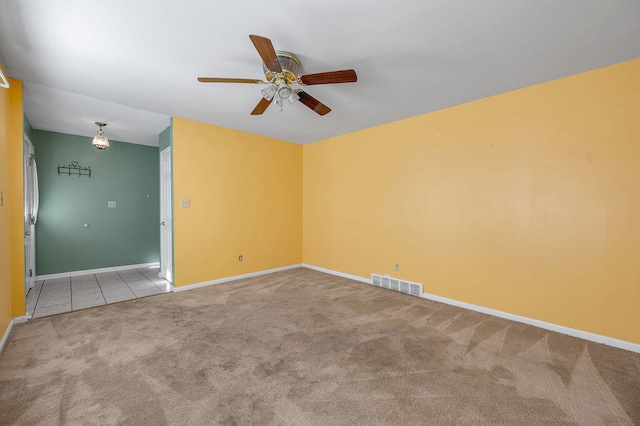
[395,263,400,272]
[238,255,243,262]
[180,198,191,208]
[108,201,116,208]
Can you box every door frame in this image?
[159,147,173,284]
[23,134,37,294]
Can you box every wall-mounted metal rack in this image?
[57,161,91,177]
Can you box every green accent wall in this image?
[24,114,33,142]
[33,130,160,275]
[159,124,171,151]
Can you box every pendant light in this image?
[92,122,109,150]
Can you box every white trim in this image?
[0,68,9,89]
[173,264,303,292]
[302,263,371,285]
[24,133,37,293]
[1,316,30,353]
[35,262,159,281]
[159,146,173,284]
[0,321,15,353]
[419,292,640,353]
[13,315,29,324]
[302,264,640,354]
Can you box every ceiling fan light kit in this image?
[198,35,357,116]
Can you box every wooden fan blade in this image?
[298,91,331,116]
[299,69,357,85]
[251,97,273,115]
[249,35,282,73]
[198,77,264,84]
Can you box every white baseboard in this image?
[0,321,14,353]
[302,263,371,284]
[173,264,304,292]
[419,292,640,354]
[13,315,29,324]
[0,315,29,354]
[35,262,159,281]
[302,264,640,354]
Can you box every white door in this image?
[159,147,173,283]
[23,134,38,294]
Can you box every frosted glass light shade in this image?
[287,91,300,105]
[277,85,291,99]
[92,135,110,150]
[261,85,276,101]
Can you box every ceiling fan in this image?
[198,35,357,116]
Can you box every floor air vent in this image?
[390,279,400,291]
[381,276,390,289]
[372,275,381,287]
[371,273,423,298]
[409,283,422,297]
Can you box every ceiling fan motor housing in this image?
[263,51,301,83]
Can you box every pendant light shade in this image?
[92,122,109,150]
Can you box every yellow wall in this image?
[303,59,640,344]
[8,79,24,318]
[0,74,11,337]
[0,75,24,339]
[172,117,302,287]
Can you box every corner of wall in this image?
[0,77,25,340]
[171,117,302,287]
[301,59,640,345]
[8,78,25,318]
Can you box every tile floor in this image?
[26,266,172,319]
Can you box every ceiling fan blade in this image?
[250,97,273,115]
[299,69,357,85]
[297,91,331,116]
[198,77,264,84]
[249,35,282,73]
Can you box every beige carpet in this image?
[1,268,639,425]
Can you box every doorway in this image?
[159,147,173,283]
[23,134,38,294]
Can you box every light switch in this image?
[180,198,191,208]
[108,201,117,208]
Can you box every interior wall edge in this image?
[173,264,303,292]
[418,289,640,354]
[0,318,15,354]
[35,262,160,281]
[304,264,640,354]
[302,263,370,285]
[0,315,29,354]
[8,78,25,318]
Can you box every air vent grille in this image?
[370,273,422,298]
[409,283,422,297]
[381,277,390,289]
[390,279,400,291]
[372,275,381,287]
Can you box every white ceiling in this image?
[1,0,639,146]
